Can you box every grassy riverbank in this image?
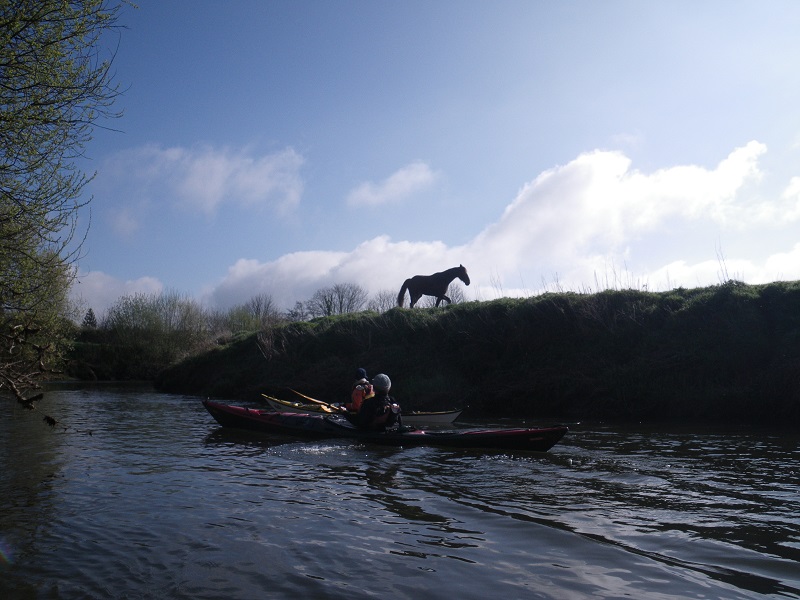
[154,280,800,425]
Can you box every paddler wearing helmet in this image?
[355,373,402,430]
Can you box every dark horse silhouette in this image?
[397,265,470,307]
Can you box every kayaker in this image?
[344,367,374,412]
[355,373,402,430]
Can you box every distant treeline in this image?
[146,280,800,426]
[69,283,465,380]
[71,291,282,380]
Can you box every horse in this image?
[397,265,470,308]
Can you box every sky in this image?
[71,0,800,317]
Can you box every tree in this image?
[206,294,284,338]
[82,308,98,328]
[367,289,397,313]
[244,293,281,329]
[306,283,368,318]
[285,301,309,322]
[100,291,210,379]
[0,1,122,406]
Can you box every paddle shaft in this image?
[289,388,347,412]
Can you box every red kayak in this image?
[203,400,568,452]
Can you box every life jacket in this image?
[349,380,374,412]
[357,393,400,430]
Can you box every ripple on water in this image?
[1,392,799,600]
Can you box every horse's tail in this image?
[397,279,410,307]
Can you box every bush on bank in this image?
[154,281,800,425]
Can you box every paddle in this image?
[262,393,339,414]
[288,388,348,412]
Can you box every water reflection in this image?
[0,399,66,571]
[1,391,799,600]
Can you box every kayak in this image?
[203,400,568,452]
[262,394,463,425]
[204,400,567,451]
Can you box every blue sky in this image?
[72,1,800,316]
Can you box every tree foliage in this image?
[367,289,397,313]
[81,307,97,328]
[0,0,122,404]
[0,251,75,401]
[97,291,210,379]
[306,283,368,318]
[71,292,288,380]
[239,293,282,330]
[285,300,309,322]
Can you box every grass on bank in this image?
[153,280,800,425]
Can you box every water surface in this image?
[1,387,798,599]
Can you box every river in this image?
[1,386,798,599]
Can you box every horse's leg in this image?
[410,291,422,307]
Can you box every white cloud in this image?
[110,207,141,237]
[610,131,644,150]
[647,259,742,290]
[70,271,164,319]
[774,177,800,222]
[171,145,305,215]
[206,236,456,309]
[346,161,439,207]
[97,143,305,221]
[762,243,800,281]
[783,177,800,200]
[468,141,767,274]
[79,142,800,313]
[207,252,348,309]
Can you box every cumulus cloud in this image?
[207,252,349,309]
[346,161,439,207]
[97,143,305,231]
[211,141,791,309]
[469,141,766,269]
[206,236,456,309]
[170,145,305,215]
[71,271,164,318]
[80,141,800,312]
[110,207,141,237]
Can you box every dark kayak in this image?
[203,400,568,452]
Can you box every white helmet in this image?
[372,373,391,391]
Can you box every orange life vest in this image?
[350,382,374,412]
